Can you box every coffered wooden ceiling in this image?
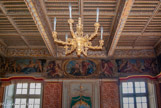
[0,0,161,58]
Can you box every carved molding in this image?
[7,48,50,57]
[114,49,156,58]
[56,46,107,58]
[24,0,55,56]
[155,42,161,56]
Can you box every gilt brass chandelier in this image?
[52,4,104,56]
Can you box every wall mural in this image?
[116,59,158,76]
[45,60,63,78]
[0,57,159,78]
[16,59,46,74]
[100,60,116,78]
[65,60,96,77]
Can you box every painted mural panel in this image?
[116,59,158,75]
[16,59,46,74]
[100,60,117,78]
[1,59,46,76]
[0,57,159,78]
[65,60,97,77]
[45,60,63,78]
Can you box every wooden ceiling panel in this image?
[0,15,17,33]
[1,36,26,46]
[24,36,45,46]
[1,0,30,14]
[0,0,46,48]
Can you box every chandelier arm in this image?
[88,22,100,40]
[87,40,104,50]
[52,32,72,45]
[55,39,72,45]
[68,19,76,38]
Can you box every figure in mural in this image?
[115,59,158,75]
[46,61,63,78]
[101,60,114,77]
[66,60,96,76]
[10,59,46,74]
[35,60,43,72]
[21,60,36,74]
[70,63,81,76]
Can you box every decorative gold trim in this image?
[24,0,55,56]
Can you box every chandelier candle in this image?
[66,34,68,42]
[96,8,99,22]
[69,3,72,19]
[54,17,56,31]
[101,26,103,40]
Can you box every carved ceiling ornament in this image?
[7,48,50,57]
[114,49,155,58]
[24,0,55,56]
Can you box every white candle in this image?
[101,26,103,40]
[69,3,72,18]
[96,8,99,22]
[66,34,68,41]
[54,17,56,31]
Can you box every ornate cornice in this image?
[7,48,50,57]
[24,0,55,56]
[155,42,161,56]
[56,46,107,58]
[114,49,156,58]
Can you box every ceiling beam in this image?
[0,4,30,48]
[24,0,57,56]
[121,32,161,36]
[132,1,161,47]
[154,38,161,47]
[106,0,135,56]
[7,45,46,49]
[0,39,7,47]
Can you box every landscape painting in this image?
[65,60,96,77]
